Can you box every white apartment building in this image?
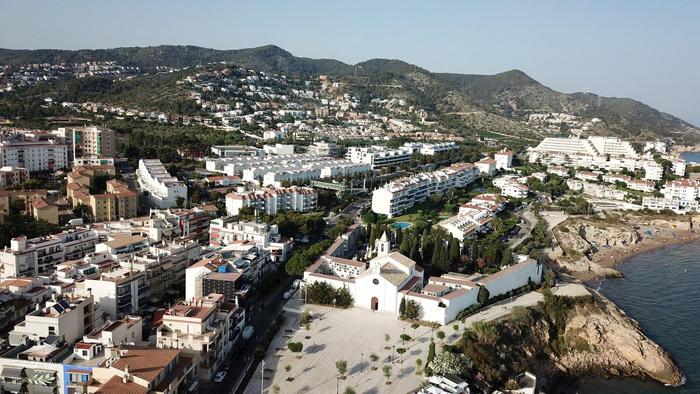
[371,163,479,218]
[205,153,326,176]
[307,141,340,157]
[156,294,244,382]
[494,150,514,170]
[263,143,295,155]
[1,228,97,278]
[671,158,687,176]
[261,160,371,187]
[642,196,699,212]
[83,268,147,320]
[8,293,102,345]
[575,171,602,182]
[475,159,497,175]
[209,218,292,261]
[642,160,664,181]
[210,145,263,158]
[546,166,570,177]
[661,179,700,201]
[136,159,188,208]
[346,146,414,169]
[438,205,494,242]
[0,140,68,172]
[403,142,458,156]
[492,176,529,199]
[225,186,318,216]
[582,183,627,201]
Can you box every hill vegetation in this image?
[1,44,698,142]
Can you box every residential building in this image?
[642,196,699,212]
[209,218,292,261]
[0,166,29,187]
[31,197,58,224]
[55,126,116,161]
[493,176,529,199]
[263,143,295,155]
[83,267,147,320]
[8,293,103,345]
[661,179,700,201]
[69,178,138,222]
[156,294,244,382]
[642,160,664,181]
[307,141,340,157]
[371,163,479,218]
[475,158,496,175]
[0,139,68,172]
[494,149,514,170]
[346,145,414,169]
[136,159,188,209]
[210,145,263,158]
[225,186,317,216]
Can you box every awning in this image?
[0,366,23,379]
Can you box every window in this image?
[48,326,56,335]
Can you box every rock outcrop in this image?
[555,293,683,386]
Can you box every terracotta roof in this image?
[109,347,180,383]
[95,375,148,394]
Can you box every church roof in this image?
[379,231,389,242]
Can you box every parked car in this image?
[214,371,227,383]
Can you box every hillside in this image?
[1,45,698,142]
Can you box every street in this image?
[204,274,295,394]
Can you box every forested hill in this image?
[1,44,698,142]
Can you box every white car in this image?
[214,371,227,383]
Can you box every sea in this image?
[681,151,700,164]
[576,241,700,393]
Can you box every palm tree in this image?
[335,360,348,379]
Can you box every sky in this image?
[2,0,699,126]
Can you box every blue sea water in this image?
[578,242,700,393]
[681,151,700,163]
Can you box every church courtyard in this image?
[244,291,545,394]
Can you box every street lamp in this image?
[391,345,395,364]
[260,359,265,394]
[360,352,364,373]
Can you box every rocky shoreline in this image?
[541,214,694,388]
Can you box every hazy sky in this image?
[2,0,698,126]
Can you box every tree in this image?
[335,360,348,379]
[472,320,498,345]
[404,299,422,320]
[395,347,406,363]
[425,340,436,376]
[284,365,292,381]
[449,237,460,264]
[288,341,304,357]
[415,359,423,375]
[544,270,556,288]
[400,333,411,344]
[477,285,490,305]
[436,330,446,342]
[382,365,392,385]
[453,324,460,334]
[175,196,185,208]
[343,388,356,394]
[370,353,379,370]
[399,297,406,318]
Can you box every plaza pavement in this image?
[243,290,546,394]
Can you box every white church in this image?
[303,231,543,325]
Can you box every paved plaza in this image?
[244,291,545,394]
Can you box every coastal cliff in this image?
[554,292,683,386]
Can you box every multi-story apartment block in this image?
[149,208,211,244]
[0,139,68,172]
[492,176,529,199]
[136,159,188,209]
[642,160,664,181]
[661,179,700,202]
[0,166,29,187]
[156,294,244,382]
[210,144,263,158]
[1,228,98,278]
[84,267,148,320]
[8,293,103,345]
[68,172,138,222]
[225,186,318,216]
[307,141,340,157]
[371,163,479,218]
[54,126,116,161]
[346,146,414,169]
[475,158,497,175]
[209,218,293,261]
[494,150,514,170]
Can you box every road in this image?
[326,198,369,227]
[508,205,535,248]
[204,274,295,394]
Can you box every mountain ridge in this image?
[1,44,698,142]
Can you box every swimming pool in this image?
[391,221,413,229]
